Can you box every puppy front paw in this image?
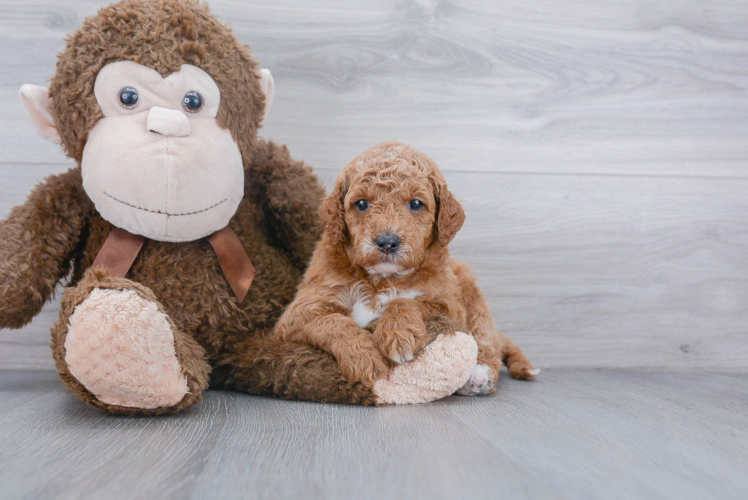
[373,317,429,364]
[336,336,390,386]
[456,364,496,396]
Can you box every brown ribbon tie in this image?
[207,226,256,304]
[91,227,145,278]
[92,226,255,304]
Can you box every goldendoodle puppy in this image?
[275,141,538,394]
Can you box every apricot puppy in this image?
[275,141,538,393]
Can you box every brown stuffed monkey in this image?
[0,0,479,415]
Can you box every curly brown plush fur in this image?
[0,0,383,414]
[276,141,537,394]
[50,0,265,167]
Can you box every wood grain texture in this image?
[1,0,748,176]
[0,369,746,500]
[319,169,748,370]
[4,167,746,370]
[1,0,748,370]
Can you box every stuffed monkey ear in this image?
[258,69,275,121]
[19,84,61,144]
[319,173,349,243]
[436,185,466,246]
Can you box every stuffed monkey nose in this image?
[147,106,191,137]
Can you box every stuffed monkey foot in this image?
[372,331,478,405]
[51,269,210,415]
[65,289,188,409]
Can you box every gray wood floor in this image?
[1,369,746,500]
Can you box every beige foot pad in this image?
[373,331,478,405]
[65,288,188,409]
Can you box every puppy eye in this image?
[182,91,203,113]
[409,199,424,211]
[355,199,369,211]
[118,87,139,109]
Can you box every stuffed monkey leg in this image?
[0,168,91,329]
[213,317,477,406]
[52,268,210,415]
[212,336,380,405]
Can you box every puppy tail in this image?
[501,336,540,380]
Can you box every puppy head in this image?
[320,141,465,276]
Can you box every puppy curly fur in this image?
[275,141,537,391]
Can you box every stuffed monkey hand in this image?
[0,166,90,330]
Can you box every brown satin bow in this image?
[91,226,255,303]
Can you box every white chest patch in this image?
[348,288,424,328]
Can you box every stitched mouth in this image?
[104,192,228,217]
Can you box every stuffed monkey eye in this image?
[182,91,203,113]
[409,199,424,211]
[118,87,139,109]
[355,199,369,211]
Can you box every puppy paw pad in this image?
[456,364,494,396]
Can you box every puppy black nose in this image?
[375,234,401,254]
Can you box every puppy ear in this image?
[436,186,465,246]
[319,173,348,243]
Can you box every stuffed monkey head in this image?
[19,0,275,242]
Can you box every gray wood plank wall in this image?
[1,0,746,370]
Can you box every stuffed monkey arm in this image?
[0,167,91,329]
[249,139,326,269]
